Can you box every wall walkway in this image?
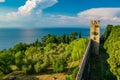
[76,40,92,80]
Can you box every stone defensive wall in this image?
[76,40,92,80]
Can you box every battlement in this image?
[76,20,101,80]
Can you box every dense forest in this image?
[0,32,88,80]
[102,25,120,80]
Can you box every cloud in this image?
[0,0,5,2]
[34,8,120,27]
[8,0,58,16]
[7,0,58,17]
[0,0,58,28]
[78,8,120,24]
[1,8,120,28]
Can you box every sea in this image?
[0,28,105,50]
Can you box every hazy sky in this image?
[0,0,120,28]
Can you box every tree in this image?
[104,25,120,80]
[61,34,66,43]
[70,32,78,41]
[52,55,67,73]
[0,72,3,80]
[13,43,28,52]
[44,43,57,52]
[66,38,88,61]
[78,32,82,38]
[46,36,57,44]
[15,51,25,70]
[0,50,14,74]
[65,35,70,43]
[0,31,86,76]
[102,24,113,42]
[41,34,53,45]
[34,62,41,73]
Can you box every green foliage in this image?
[44,43,57,52]
[105,69,116,79]
[46,36,57,44]
[78,32,82,38]
[22,46,46,74]
[15,51,25,70]
[22,64,32,74]
[104,25,120,80]
[52,55,67,73]
[0,72,3,80]
[66,38,88,61]
[0,32,88,77]
[13,43,29,52]
[34,62,42,73]
[70,32,78,41]
[72,67,79,80]
[65,75,72,80]
[102,24,113,42]
[60,34,70,43]
[41,34,51,44]
[65,67,79,80]
[41,32,81,45]
[0,50,14,74]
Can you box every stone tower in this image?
[90,20,100,55]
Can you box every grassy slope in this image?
[3,61,80,80]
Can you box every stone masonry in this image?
[90,20,100,55]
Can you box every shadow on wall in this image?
[89,43,117,80]
[99,45,117,80]
[91,40,99,55]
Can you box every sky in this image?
[0,0,120,28]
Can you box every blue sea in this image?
[0,28,105,50]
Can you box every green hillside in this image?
[0,32,88,80]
